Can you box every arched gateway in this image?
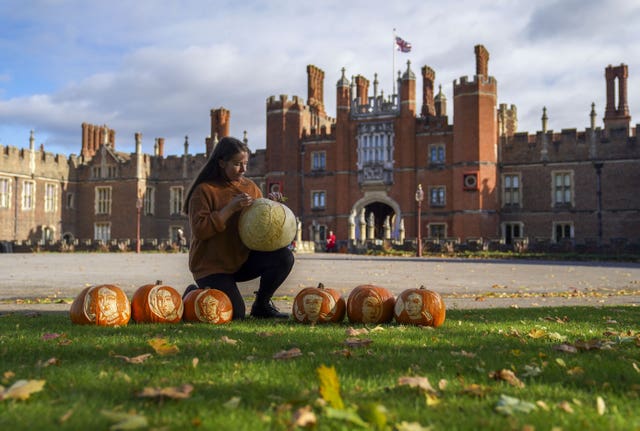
[350,193,402,241]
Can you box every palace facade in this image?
[1,45,639,253]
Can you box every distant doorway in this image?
[364,202,395,239]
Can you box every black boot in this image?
[250,295,289,319]
[182,284,199,300]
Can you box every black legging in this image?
[195,247,294,319]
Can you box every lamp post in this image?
[415,184,424,257]
[136,196,142,254]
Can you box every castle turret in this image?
[421,65,435,117]
[206,108,230,155]
[452,44,499,239]
[603,64,631,135]
[400,60,416,117]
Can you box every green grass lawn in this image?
[1,306,639,431]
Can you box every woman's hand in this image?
[268,192,287,203]
[229,193,254,212]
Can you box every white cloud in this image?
[0,0,639,155]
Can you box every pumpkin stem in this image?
[419,285,426,290]
[318,283,325,289]
[156,280,163,285]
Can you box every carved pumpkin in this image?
[238,198,297,251]
[347,284,395,324]
[183,288,233,324]
[292,283,345,324]
[131,283,184,323]
[394,286,446,327]
[70,284,131,326]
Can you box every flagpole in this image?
[392,28,396,98]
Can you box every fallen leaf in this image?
[494,394,537,415]
[332,349,352,357]
[346,327,369,336]
[292,405,316,427]
[528,328,547,339]
[223,396,241,409]
[596,396,606,415]
[536,400,550,411]
[219,336,238,345]
[38,357,59,368]
[113,353,152,364]
[557,401,574,413]
[459,383,491,397]
[438,379,448,390]
[1,379,46,401]
[489,369,525,388]
[42,333,63,341]
[137,384,193,400]
[344,338,373,348]
[450,350,476,358]
[521,365,542,378]
[398,376,437,394]
[192,357,199,368]
[148,338,179,356]
[553,344,578,354]
[317,364,344,409]
[100,410,148,430]
[273,348,303,360]
[395,421,433,431]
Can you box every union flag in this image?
[395,36,412,53]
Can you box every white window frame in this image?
[170,186,184,215]
[95,186,112,215]
[94,222,111,241]
[502,173,521,206]
[22,180,35,210]
[502,222,524,242]
[0,177,11,209]
[311,190,326,209]
[551,170,574,206]
[44,183,57,213]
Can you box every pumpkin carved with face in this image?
[238,198,297,251]
[131,283,184,323]
[347,284,395,324]
[70,284,131,326]
[292,283,345,324]
[183,288,233,324]
[394,286,446,327]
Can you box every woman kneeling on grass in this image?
[182,136,294,319]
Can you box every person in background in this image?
[326,230,336,252]
[182,136,294,319]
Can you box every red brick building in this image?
[1,45,638,253]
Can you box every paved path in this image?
[1,253,639,313]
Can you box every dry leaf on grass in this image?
[273,347,303,360]
[219,336,238,345]
[113,353,152,364]
[137,384,193,400]
[0,379,46,401]
[489,369,525,388]
[557,400,574,413]
[398,376,437,394]
[346,327,369,336]
[344,338,373,348]
[148,338,179,355]
[552,343,578,354]
[292,405,317,427]
[101,409,148,429]
[460,383,491,397]
[317,364,344,409]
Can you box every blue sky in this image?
[0,0,639,156]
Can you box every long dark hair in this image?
[183,136,249,214]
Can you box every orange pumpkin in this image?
[394,286,446,327]
[183,288,233,324]
[131,283,184,323]
[292,283,345,324]
[347,284,395,324]
[70,284,131,326]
